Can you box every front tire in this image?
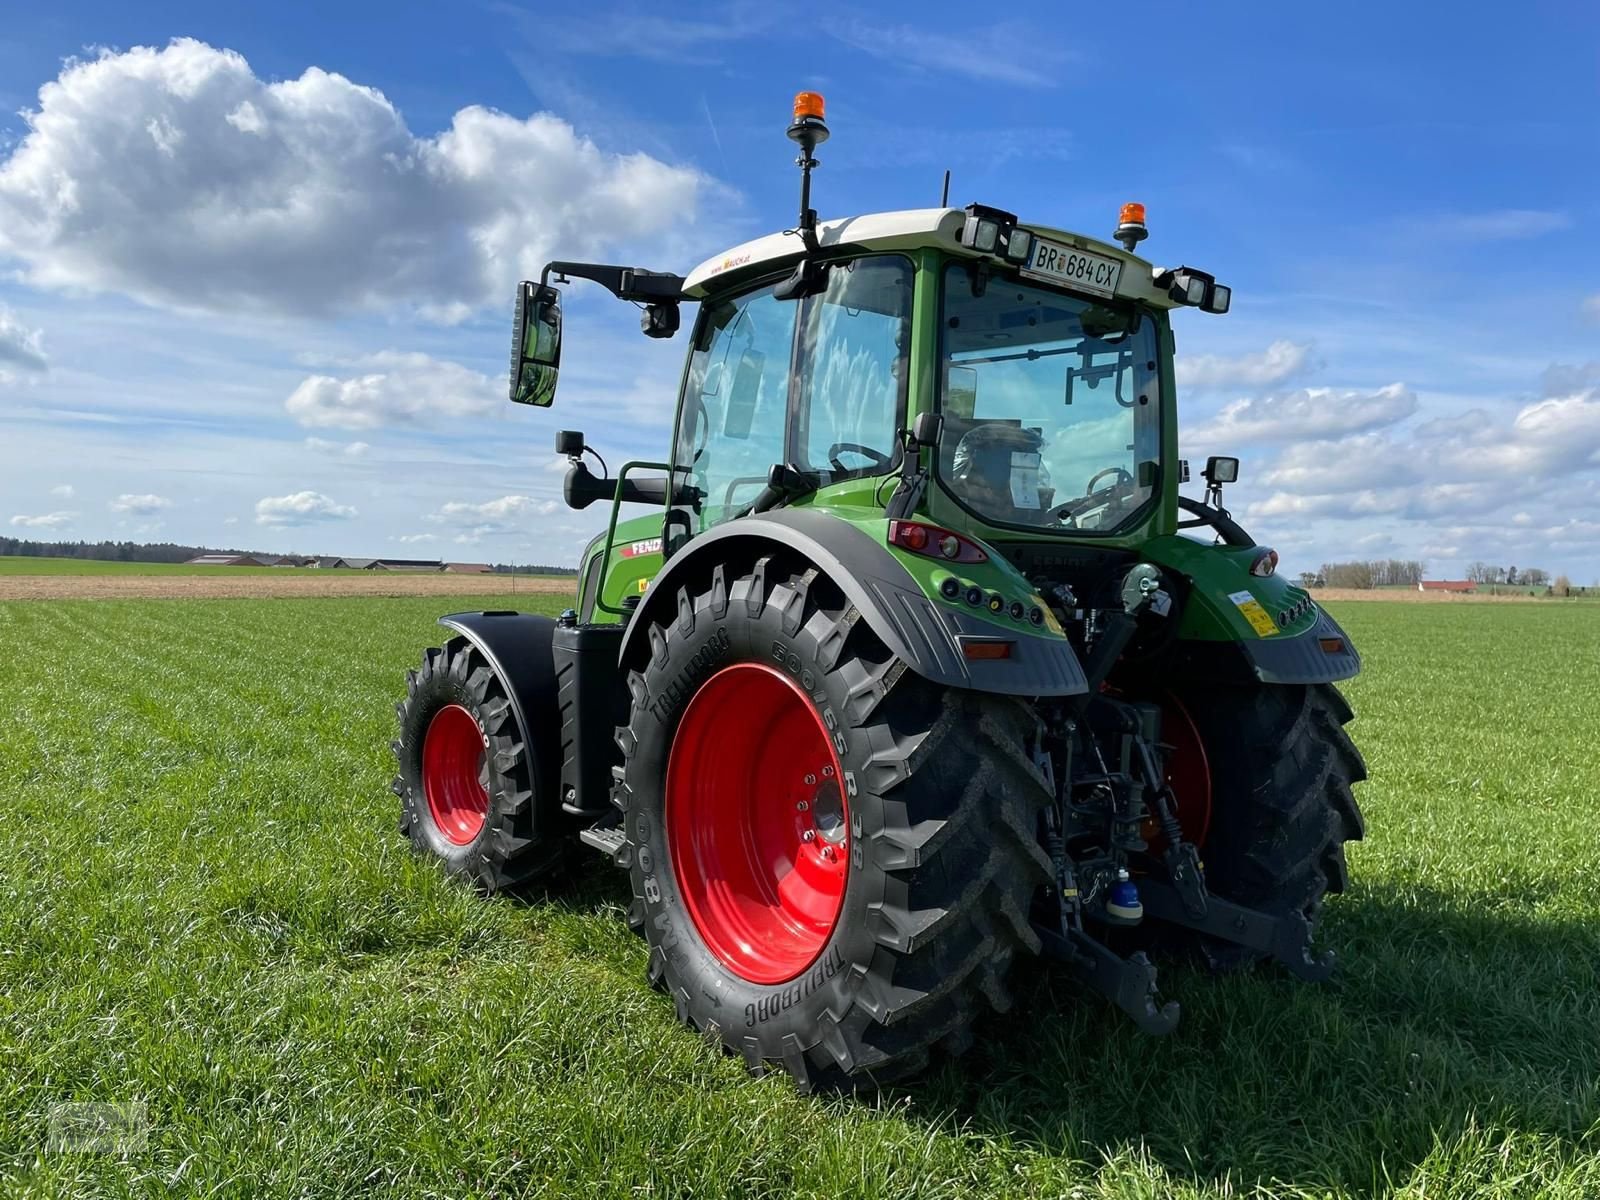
[392,637,566,892]
[615,558,1053,1090]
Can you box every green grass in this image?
[0,598,1595,1198]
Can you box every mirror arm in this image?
[540,261,685,303]
[564,461,701,511]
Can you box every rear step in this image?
[578,826,626,857]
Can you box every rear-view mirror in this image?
[511,281,562,407]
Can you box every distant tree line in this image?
[490,562,579,576]
[1465,562,1550,588]
[0,537,251,564]
[1313,560,1427,589]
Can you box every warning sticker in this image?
[637,577,651,593]
[1228,589,1279,637]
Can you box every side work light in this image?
[1155,266,1232,315]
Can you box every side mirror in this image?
[911,411,943,448]
[1204,455,1240,485]
[510,281,562,407]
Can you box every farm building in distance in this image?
[184,553,271,567]
[1418,580,1477,594]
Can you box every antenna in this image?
[940,169,951,208]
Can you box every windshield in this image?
[937,261,1161,533]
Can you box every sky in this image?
[1,1,1597,577]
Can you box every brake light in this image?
[887,520,987,564]
[961,640,1013,660]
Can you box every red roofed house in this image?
[1418,580,1477,594]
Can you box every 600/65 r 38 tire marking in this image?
[614,556,1054,1091]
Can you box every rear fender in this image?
[1170,606,1361,686]
[618,509,1088,697]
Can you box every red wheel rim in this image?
[1145,694,1212,851]
[665,663,849,985]
[422,703,490,846]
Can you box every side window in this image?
[675,284,796,530]
[794,256,911,479]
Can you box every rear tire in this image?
[1176,682,1366,969]
[614,558,1053,1090]
[392,637,567,892]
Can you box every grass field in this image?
[1,597,1596,1198]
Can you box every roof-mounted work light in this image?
[959,204,1030,262]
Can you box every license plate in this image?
[1021,236,1123,298]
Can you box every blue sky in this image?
[1,1,1597,576]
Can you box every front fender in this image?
[619,509,1089,697]
[436,611,561,795]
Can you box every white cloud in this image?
[109,492,172,514]
[1248,482,1503,523]
[427,494,559,542]
[1426,209,1571,241]
[1258,435,1418,493]
[49,484,74,498]
[1177,340,1310,389]
[395,532,438,544]
[305,436,372,457]
[0,305,48,381]
[255,490,357,526]
[9,510,75,529]
[287,352,499,430]
[0,39,706,317]
[1186,383,1416,448]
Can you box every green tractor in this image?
[392,93,1365,1090]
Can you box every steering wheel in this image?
[1085,466,1133,494]
[827,442,893,473]
[1052,466,1136,527]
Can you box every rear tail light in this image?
[961,640,1013,660]
[888,520,988,564]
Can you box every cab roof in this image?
[682,207,1178,310]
